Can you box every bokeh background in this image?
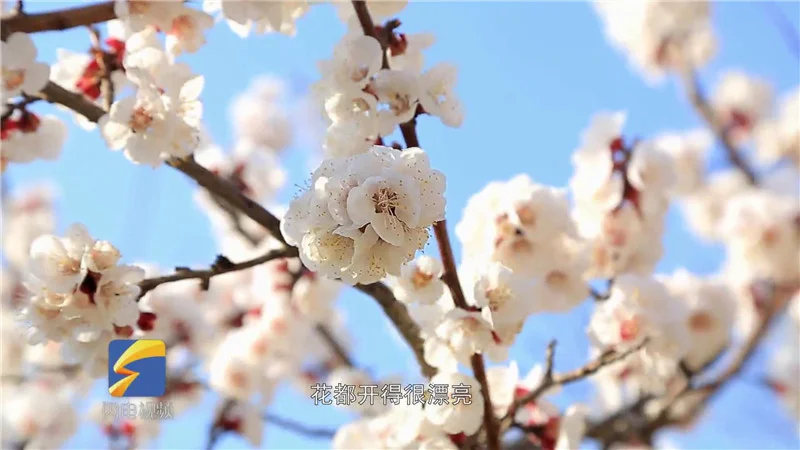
[5,1,800,448]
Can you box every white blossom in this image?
[659,269,736,371]
[114,0,182,32]
[99,68,204,166]
[588,274,690,387]
[203,0,310,37]
[424,371,485,435]
[471,262,536,327]
[391,255,445,305]
[1,183,57,271]
[1,33,50,100]
[1,382,78,449]
[19,224,145,366]
[711,70,773,143]
[719,190,799,286]
[0,112,66,172]
[281,145,445,284]
[594,0,715,83]
[230,76,293,152]
[165,6,215,58]
[655,129,713,195]
[418,63,464,128]
[424,308,492,370]
[570,112,674,277]
[457,174,579,277]
[754,87,800,167]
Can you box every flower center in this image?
[517,206,536,226]
[351,66,369,83]
[619,316,641,342]
[129,106,153,133]
[545,270,568,287]
[129,0,150,15]
[486,285,513,311]
[372,187,399,215]
[389,92,412,115]
[411,268,434,289]
[170,14,194,37]
[3,68,25,91]
[688,310,713,332]
[58,258,81,276]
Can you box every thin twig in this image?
[585,281,796,444]
[1,95,39,122]
[262,412,337,439]
[315,323,354,368]
[350,2,499,447]
[679,68,758,185]
[206,399,236,450]
[138,249,296,298]
[760,1,800,61]
[504,339,647,427]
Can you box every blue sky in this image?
[7,1,800,449]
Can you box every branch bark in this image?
[262,412,337,440]
[138,249,297,298]
[1,2,115,38]
[501,339,648,434]
[350,3,499,448]
[679,68,758,185]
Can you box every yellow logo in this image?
[108,340,166,397]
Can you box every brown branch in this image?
[350,3,498,447]
[262,412,337,440]
[355,282,436,378]
[207,398,236,450]
[37,78,433,380]
[679,68,758,185]
[88,25,115,112]
[1,2,115,38]
[503,339,647,431]
[138,249,297,298]
[586,281,796,445]
[315,323,354,368]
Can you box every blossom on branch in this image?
[1,33,50,101]
[594,0,715,83]
[18,224,145,374]
[281,145,445,284]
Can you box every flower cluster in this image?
[313,32,463,157]
[18,224,145,374]
[588,274,690,389]
[570,112,675,277]
[594,0,715,83]
[49,20,129,129]
[282,145,446,284]
[456,174,590,311]
[202,0,310,37]
[98,28,205,166]
[1,33,66,170]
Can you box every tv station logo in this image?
[108,339,166,397]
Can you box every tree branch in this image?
[1,2,114,38]
[315,323,354,368]
[262,412,337,440]
[679,68,758,185]
[503,339,648,431]
[350,3,499,447]
[585,281,796,444]
[138,249,297,298]
[37,77,433,381]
